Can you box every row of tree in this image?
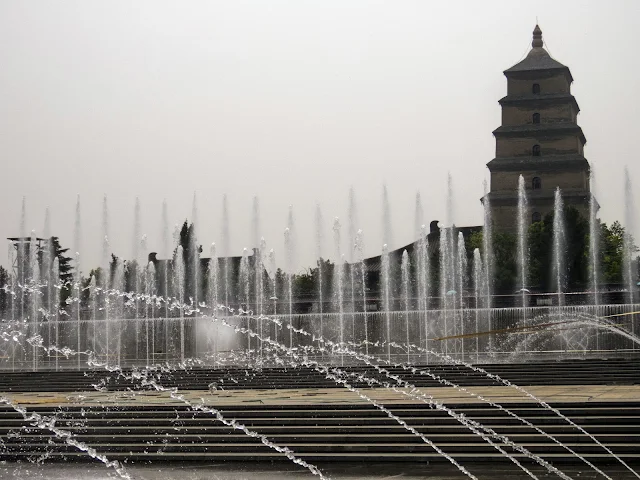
[0,210,637,317]
[468,208,638,293]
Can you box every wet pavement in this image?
[5,384,640,408]
[1,462,639,480]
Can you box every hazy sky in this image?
[1,1,638,272]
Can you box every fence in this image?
[1,304,639,371]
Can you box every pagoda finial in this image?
[532,24,543,48]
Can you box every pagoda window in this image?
[532,177,542,190]
[533,113,540,124]
[532,144,541,156]
[532,83,540,94]
[532,212,542,223]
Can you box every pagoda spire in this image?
[532,25,543,48]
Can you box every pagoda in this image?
[485,25,592,230]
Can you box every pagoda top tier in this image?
[504,25,570,76]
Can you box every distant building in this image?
[485,25,594,231]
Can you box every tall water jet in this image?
[588,170,600,307]
[174,245,186,362]
[552,188,566,307]
[355,229,367,353]
[268,249,277,334]
[256,237,266,317]
[381,244,391,361]
[133,197,141,267]
[382,185,393,248]
[161,199,170,319]
[208,244,219,312]
[74,251,81,369]
[251,196,266,316]
[286,206,296,346]
[446,173,454,228]
[332,218,344,352]
[42,208,53,355]
[146,261,156,365]
[417,225,430,361]
[42,208,53,319]
[401,250,411,363]
[100,195,110,365]
[74,193,82,252]
[284,227,294,348]
[314,204,325,337]
[8,245,16,323]
[516,175,529,308]
[439,223,455,355]
[29,231,40,371]
[482,179,493,309]
[414,192,424,239]
[623,167,637,304]
[191,192,200,316]
[52,257,60,371]
[482,179,494,352]
[112,259,125,366]
[130,197,142,339]
[456,231,468,359]
[208,243,219,360]
[89,274,97,354]
[347,188,358,333]
[136,234,149,360]
[251,196,261,249]
[101,195,110,283]
[256,238,266,353]
[73,195,82,330]
[221,194,231,308]
[473,248,484,362]
[286,205,297,271]
[19,197,26,322]
[348,187,358,261]
[240,248,250,349]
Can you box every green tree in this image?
[43,237,73,308]
[492,232,517,292]
[0,265,9,314]
[464,230,516,293]
[601,221,626,283]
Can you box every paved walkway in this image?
[5,384,640,408]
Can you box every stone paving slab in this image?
[4,384,640,408]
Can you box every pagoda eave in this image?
[487,155,590,173]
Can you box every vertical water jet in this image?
[623,167,637,304]
[221,194,231,308]
[381,244,391,361]
[517,175,529,308]
[589,170,600,308]
[355,229,367,354]
[456,231,468,359]
[401,250,411,363]
[552,188,566,307]
[332,218,344,357]
[314,204,324,340]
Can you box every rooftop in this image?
[504,25,570,76]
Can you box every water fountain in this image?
[624,167,637,305]
[1,170,640,480]
[552,187,566,306]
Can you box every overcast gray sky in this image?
[1,1,638,272]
